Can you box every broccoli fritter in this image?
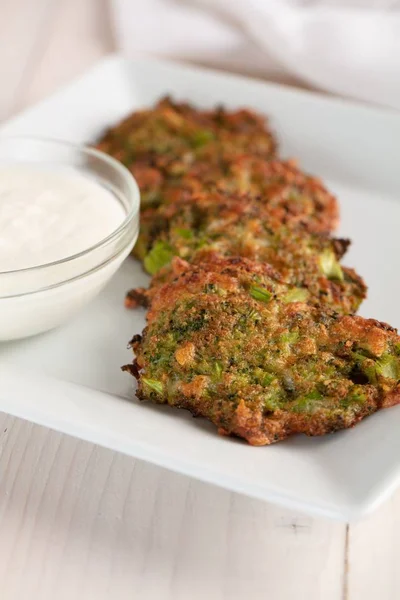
[124,257,400,446]
[131,191,366,315]
[96,96,277,208]
[164,157,338,234]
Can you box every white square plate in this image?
[1,55,400,521]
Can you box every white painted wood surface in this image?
[0,1,397,598]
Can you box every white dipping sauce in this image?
[0,163,137,342]
[0,165,125,271]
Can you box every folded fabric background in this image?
[111,0,400,110]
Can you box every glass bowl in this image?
[0,137,140,341]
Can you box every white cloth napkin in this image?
[111,0,400,110]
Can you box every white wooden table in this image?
[1,1,398,598]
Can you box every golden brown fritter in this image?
[164,157,339,234]
[124,257,400,446]
[96,96,277,208]
[130,191,366,315]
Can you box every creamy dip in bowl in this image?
[0,137,140,341]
